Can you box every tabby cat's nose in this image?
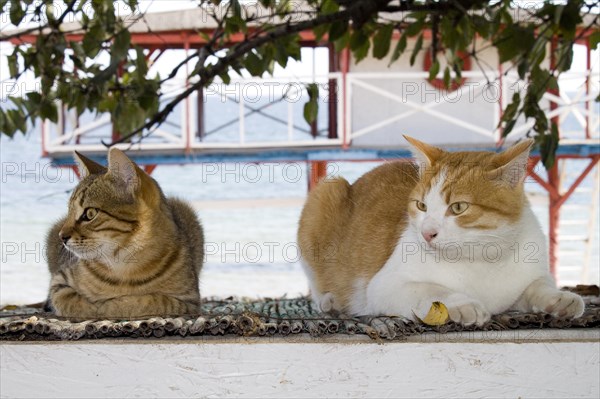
[59,231,71,244]
[422,230,438,243]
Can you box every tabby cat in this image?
[45,148,204,319]
[298,136,584,325]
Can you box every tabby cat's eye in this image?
[449,202,469,215]
[416,201,427,212]
[82,208,98,221]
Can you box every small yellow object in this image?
[421,301,450,326]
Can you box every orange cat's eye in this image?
[82,208,98,221]
[449,202,469,215]
[415,201,427,212]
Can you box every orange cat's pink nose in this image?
[422,230,438,243]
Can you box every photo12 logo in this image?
[1,81,41,103]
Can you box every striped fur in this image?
[46,149,204,319]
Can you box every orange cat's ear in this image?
[403,135,444,174]
[73,151,106,178]
[107,148,140,193]
[488,139,534,187]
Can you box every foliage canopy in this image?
[1,0,598,169]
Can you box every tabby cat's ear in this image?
[488,139,534,187]
[73,151,106,178]
[404,135,444,175]
[107,148,140,192]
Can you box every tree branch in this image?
[105,0,393,146]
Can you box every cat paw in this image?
[319,292,335,313]
[536,291,585,318]
[446,301,490,326]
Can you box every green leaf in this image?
[472,15,491,39]
[333,31,350,53]
[539,123,559,169]
[320,0,339,14]
[111,29,131,64]
[1,110,17,137]
[303,83,319,124]
[219,71,231,85]
[350,31,370,63]
[304,100,318,125]
[231,0,241,17]
[7,53,18,77]
[517,60,528,80]
[443,66,451,88]
[553,41,573,72]
[328,20,348,42]
[6,109,25,135]
[135,47,148,78]
[244,51,264,76]
[40,100,58,123]
[82,24,105,58]
[405,19,424,37]
[26,91,41,104]
[503,120,517,137]
[502,92,521,122]
[0,0,10,15]
[372,25,393,60]
[590,31,600,50]
[428,59,440,81]
[115,101,146,135]
[409,34,423,66]
[313,23,330,42]
[126,0,138,11]
[9,0,25,25]
[557,1,582,35]
[494,26,535,63]
[389,33,407,66]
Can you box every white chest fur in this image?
[359,206,549,317]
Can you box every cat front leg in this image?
[367,281,491,326]
[97,294,198,319]
[49,275,99,318]
[513,277,584,318]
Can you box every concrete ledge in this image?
[2,329,599,398]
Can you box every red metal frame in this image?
[528,155,600,277]
[308,161,328,191]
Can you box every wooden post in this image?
[197,86,205,140]
[184,33,192,153]
[341,48,350,149]
[143,165,157,175]
[547,164,560,277]
[328,44,338,139]
[585,36,591,139]
[547,38,561,278]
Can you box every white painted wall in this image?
[2,333,599,398]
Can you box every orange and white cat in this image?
[298,136,584,325]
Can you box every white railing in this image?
[345,69,599,147]
[42,74,343,155]
[42,69,598,155]
[502,70,600,141]
[346,70,504,145]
